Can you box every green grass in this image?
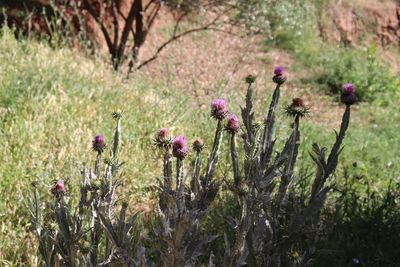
[0,25,399,265]
[0,28,216,265]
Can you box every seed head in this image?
[172,135,189,159]
[92,134,106,153]
[192,138,205,153]
[211,99,228,120]
[225,114,241,135]
[285,97,309,117]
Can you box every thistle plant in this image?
[31,111,144,267]
[31,69,355,267]
[222,70,356,266]
[151,98,231,266]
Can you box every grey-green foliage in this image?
[222,77,353,266]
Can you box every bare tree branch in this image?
[135,7,234,70]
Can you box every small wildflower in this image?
[92,134,106,153]
[272,66,287,85]
[285,97,309,117]
[51,179,66,197]
[172,135,189,159]
[245,75,256,84]
[225,114,241,135]
[211,99,228,120]
[154,128,172,149]
[192,138,205,153]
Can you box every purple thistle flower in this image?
[211,99,228,120]
[51,179,66,197]
[172,135,189,159]
[343,83,356,95]
[55,180,66,193]
[92,134,106,153]
[273,66,287,85]
[192,138,205,153]
[274,66,285,76]
[226,114,241,134]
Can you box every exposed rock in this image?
[320,1,400,47]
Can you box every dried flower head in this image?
[211,99,228,120]
[51,179,66,197]
[154,128,172,149]
[172,135,189,159]
[226,114,241,134]
[285,97,309,117]
[92,134,106,153]
[192,138,205,153]
[273,66,287,85]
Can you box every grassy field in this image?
[0,22,399,265]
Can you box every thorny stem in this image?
[176,159,185,216]
[230,134,240,187]
[192,151,201,194]
[163,150,173,190]
[242,81,255,145]
[205,120,224,186]
[94,152,102,178]
[260,84,281,168]
[326,105,351,175]
[273,115,300,245]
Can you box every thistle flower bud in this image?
[225,114,241,135]
[192,138,205,153]
[285,97,309,117]
[172,135,189,159]
[154,128,172,149]
[79,239,91,254]
[272,66,287,85]
[211,99,228,120]
[51,179,66,197]
[341,93,358,106]
[341,83,357,105]
[245,75,256,84]
[92,134,106,153]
